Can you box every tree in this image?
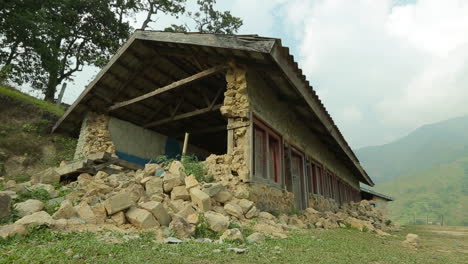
[0,0,242,101]
[0,0,131,101]
[189,0,242,34]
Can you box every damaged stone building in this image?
[53,31,375,213]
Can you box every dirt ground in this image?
[406,225,468,255]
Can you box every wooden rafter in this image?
[144,104,222,128]
[108,64,228,112]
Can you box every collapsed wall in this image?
[205,64,294,213]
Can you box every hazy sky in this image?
[41,0,468,149]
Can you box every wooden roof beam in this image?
[108,64,229,112]
[144,104,223,128]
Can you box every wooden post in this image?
[56,83,67,106]
[181,133,189,161]
[413,214,416,225]
[427,215,429,225]
[441,215,444,226]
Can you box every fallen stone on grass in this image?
[104,192,134,215]
[14,199,44,217]
[220,228,244,242]
[126,207,159,229]
[0,223,28,239]
[402,233,419,249]
[204,211,229,232]
[246,232,265,243]
[139,201,171,227]
[52,200,78,219]
[15,211,54,227]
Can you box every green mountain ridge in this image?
[356,115,468,226]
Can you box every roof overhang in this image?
[53,30,374,186]
[360,187,394,201]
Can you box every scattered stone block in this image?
[224,203,243,219]
[171,186,190,200]
[104,192,134,215]
[204,211,229,232]
[184,175,199,190]
[187,213,199,225]
[75,202,96,224]
[139,201,171,227]
[163,173,183,193]
[246,232,265,243]
[213,191,232,204]
[52,200,78,219]
[176,204,196,219]
[31,168,61,184]
[220,228,244,242]
[0,193,12,219]
[16,211,55,227]
[91,204,107,224]
[144,163,160,176]
[14,199,44,217]
[237,199,254,214]
[0,224,28,239]
[402,233,419,249]
[111,211,126,225]
[168,161,186,177]
[202,183,224,197]
[259,212,276,220]
[190,188,211,212]
[245,206,259,219]
[126,207,159,229]
[145,177,163,196]
[169,215,194,238]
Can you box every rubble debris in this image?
[1,155,396,245]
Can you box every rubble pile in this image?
[0,160,394,242]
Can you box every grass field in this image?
[1,225,467,264]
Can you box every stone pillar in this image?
[74,112,116,159]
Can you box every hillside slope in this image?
[356,115,468,226]
[377,157,468,226]
[0,85,75,182]
[357,115,468,184]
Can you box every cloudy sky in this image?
[50,0,468,149]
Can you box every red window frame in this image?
[252,116,282,184]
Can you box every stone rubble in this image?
[0,159,397,244]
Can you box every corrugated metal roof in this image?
[360,187,394,201]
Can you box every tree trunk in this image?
[44,71,58,102]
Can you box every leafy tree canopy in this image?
[0,0,243,101]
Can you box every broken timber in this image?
[108,64,229,111]
[57,152,144,181]
[144,104,222,128]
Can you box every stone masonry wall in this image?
[204,64,295,213]
[74,112,116,159]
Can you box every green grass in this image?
[0,85,64,116]
[0,225,466,264]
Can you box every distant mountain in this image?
[357,115,468,184]
[356,115,468,226]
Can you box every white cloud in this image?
[283,0,468,147]
[49,0,468,149]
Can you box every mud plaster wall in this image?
[74,112,116,159]
[246,71,360,190]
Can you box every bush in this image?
[154,154,212,183]
[17,188,51,203]
[193,215,221,239]
[385,219,392,226]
